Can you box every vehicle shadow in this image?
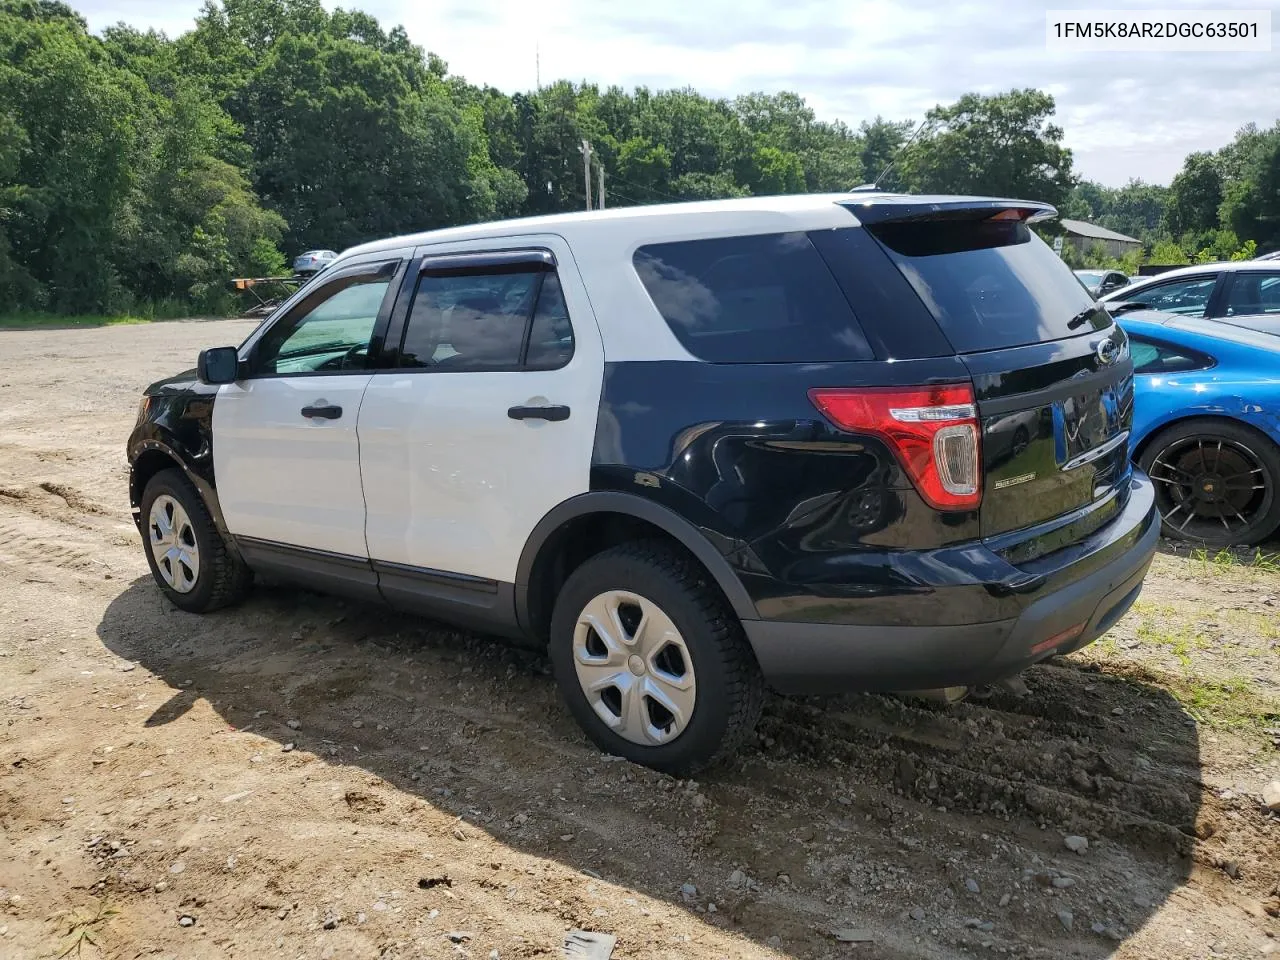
[96,577,1216,959]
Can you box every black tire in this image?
[140,468,252,612]
[1138,418,1280,547]
[548,539,765,775]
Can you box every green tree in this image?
[0,0,143,310]
[1218,122,1280,252]
[856,116,913,187]
[897,89,1075,210]
[747,145,805,194]
[1165,152,1222,237]
[1149,238,1190,266]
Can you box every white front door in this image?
[213,260,402,556]
[358,237,604,583]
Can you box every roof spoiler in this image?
[838,195,1058,226]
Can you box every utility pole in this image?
[579,140,593,211]
[535,42,540,89]
[597,163,605,210]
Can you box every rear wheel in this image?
[1138,419,1280,547]
[140,468,252,612]
[548,540,764,775]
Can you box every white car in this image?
[1101,260,1280,336]
[126,193,1158,773]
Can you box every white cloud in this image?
[75,0,1280,186]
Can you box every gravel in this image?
[965,877,981,894]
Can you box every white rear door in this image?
[213,258,404,556]
[358,236,603,583]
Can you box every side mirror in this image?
[197,346,241,385]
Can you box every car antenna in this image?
[849,116,937,193]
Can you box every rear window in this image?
[869,220,1111,353]
[633,232,873,363]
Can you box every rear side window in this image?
[633,232,872,363]
[1224,272,1280,316]
[1128,334,1213,374]
[867,220,1110,353]
[400,263,574,371]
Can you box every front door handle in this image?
[301,403,343,420]
[508,404,570,422]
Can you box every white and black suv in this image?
[129,193,1160,773]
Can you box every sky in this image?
[76,0,1280,187]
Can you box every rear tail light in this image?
[808,384,982,511]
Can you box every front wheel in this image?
[140,468,252,612]
[1138,419,1280,547]
[548,540,764,775]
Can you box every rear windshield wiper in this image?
[1066,306,1100,330]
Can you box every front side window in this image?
[252,271,393,375]
[1124,276,1217,317]
[633,232,872,363]
[399,262,575,371]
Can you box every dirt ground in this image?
[1,319,1278,960]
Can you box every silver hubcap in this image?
[573,590,697,746]
[148,495,200,594]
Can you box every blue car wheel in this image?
[1138,418,1280,547]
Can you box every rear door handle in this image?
[508,404,570,422]
[301,403,343,420]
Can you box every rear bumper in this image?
[742,472,1159,694]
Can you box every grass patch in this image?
[1098,659,1279,731]
[55,899,118,957]
[1131,618,1213,668]
[1192,546,1280,573]
[1174,675,1278,730]
[0,312,154,329]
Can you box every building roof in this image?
[1060,219,1141,244]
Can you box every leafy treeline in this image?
[0,0,1275,315]
[1063,122,1280,268]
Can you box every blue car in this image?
[1119,310,1280,547]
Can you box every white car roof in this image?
[339,194,866,260]
[1102,259,1280,299]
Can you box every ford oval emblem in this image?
[1095,338,1120,366]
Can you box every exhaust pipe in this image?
[895,685,971,704]
[896,674,1029,705]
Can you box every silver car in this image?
[1073,269,1130,297]
[293,249,338,276]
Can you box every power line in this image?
[604,189,646,206]
[605,173,683,205]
